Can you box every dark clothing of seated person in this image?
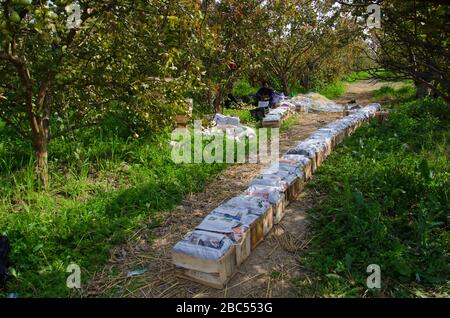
[256,87,275,101]
[256,82,280,107]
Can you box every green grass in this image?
[281,114,300,132]
[223,108,259,127]
[344,71,373,83]
[232,80,258,97]
[299,96,449,297]
[0,126,230,297]
[318,81,346,100]
[372,84,417,105]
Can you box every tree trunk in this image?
[213,84,224,114]
[415,81,432,100]
[300,73,311,90]
[35,138,48,190]
[282,77,290,96]
[33,118,49,190]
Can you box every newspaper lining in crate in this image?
[210,205,262,253]
[249,174,289,192]
[282,154,312,180]
[196,212,253,265]
[223,195,273,239]
[264,160,303,180]
[225,195,272,216]
[173,230,234,261]
[245,184,284,205]
[196,214,248,241]
[245,184,286,224]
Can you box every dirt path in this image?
[83,112,342,298]
[335,79,404,106]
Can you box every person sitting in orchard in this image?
[256,81,275,102]
[256,81,283,107]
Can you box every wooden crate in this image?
[173,244,237,289]
[285,184,296,203]
[235,229,251,266]
[301,160,313,180]
[296,105,306,112]
[324,133,336,149]
[376,111,389,125]
[287,177,304,201]
[315,147,327,168]
[250,217,265,250]
[334,130,346,145]
[262,121,281,128]
[246,202,273,245]
[323,138,333,157]
[273,196,286,224]
[261,206,274,237]
[347,123,357,136]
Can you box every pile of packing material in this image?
[290,93,345,113]
[172,104,381,289]
[206,114,257,141]
[213,114,241,126]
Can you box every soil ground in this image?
[83,81,387,298]
[335,79,404,106]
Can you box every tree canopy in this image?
[1,0,448,188]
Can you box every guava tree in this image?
[0,0,205,189]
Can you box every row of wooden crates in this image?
[172,104,382,289]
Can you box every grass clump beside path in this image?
[296,96,449,297]
[318,82,346,100]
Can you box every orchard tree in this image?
[199,0,268,112]
[0,0,206,189]
[340,0,450,102]
[257,0,362,95]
